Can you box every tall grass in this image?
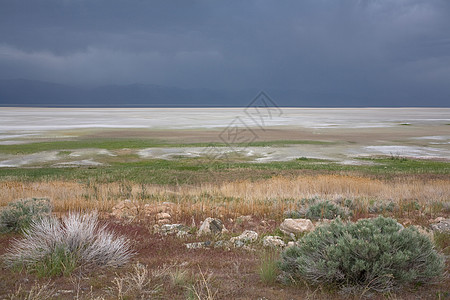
[0,175,448,220]
[259,250,279,284]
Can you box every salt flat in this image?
[0,107,449,167]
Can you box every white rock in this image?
[280,218,314,235]
[263,235,286,248]
[159,224,188,236]
[230,230,258,247]
[156,212,171,220]
[287,241,296,248]
[431,219,450,233]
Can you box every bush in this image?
[0,198,52,233]
[3,211,134,277]
[368,201,396,214]
[305,200,349,220]
[279,216,444,293]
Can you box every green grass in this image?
[259,250,279,284]
[32,247,78,278]
[0,156,448,185]
[0,138,333,155]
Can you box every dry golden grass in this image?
[1,175,448,221]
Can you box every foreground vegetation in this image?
[280,217,444,293]
[0,153,448,299]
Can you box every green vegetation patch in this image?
[279,216,445,293]
[0,156,448,185]
[0,197,52,233]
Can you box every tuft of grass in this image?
[186,267,217,300]
[0,197,52,233]
[170,267,191,287]
[112,262,161,299]
[259,250,279,284]
[3,211,134,277]
[33,246,78,278]
[6,280,55,300]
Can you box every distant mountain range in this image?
[0,79,447,107]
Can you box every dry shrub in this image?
[111,262,161,299]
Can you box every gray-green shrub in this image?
[0,198,52,233]
[305,200,349,220]
[3,211,134,277]
[279,216,444,293]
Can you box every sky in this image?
[0,0,449,106]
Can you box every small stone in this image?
[263,235,286,248]
[431,219,450,233]
[157,218,171,225]
[156,212,171,220]
[186,241,212,249]
[144,202,175,216]
[197,217,227,236]
[159,224,188,236]
[280,218,314,235]
[111,199,139,218]
[230,230,258,247]
[431,217,445,223]
[287,241,296,248]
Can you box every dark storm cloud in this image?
[0,0,449,104]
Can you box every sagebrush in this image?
[279,216,445,293]
[3,211,134,277]
[0,197,52,233]
[305,200,349,220]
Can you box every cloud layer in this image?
[1,0,449,105]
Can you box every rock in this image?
[144,202,175,216]
[431,217,445,223]
[263,235,286,248]
[287,241,296,248]
[230,230,258,247]
[111,199,139,218]
[197,217,227,236]
[156,212,171,220]
[159,224,189,236]
[431,219,450,233]
[157,218,171,225]
[155,212,172,225]
[213,240,230,248]
[280,218,314,235]
[186,241,212,249]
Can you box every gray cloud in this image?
[0,0,449,104]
